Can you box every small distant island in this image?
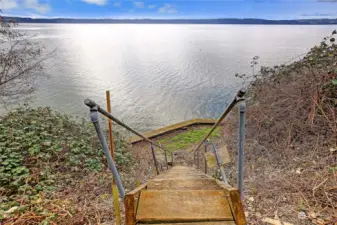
[4,16,337,25]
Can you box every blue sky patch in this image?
[1,0,337,19]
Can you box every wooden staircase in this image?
[125,166,246,225]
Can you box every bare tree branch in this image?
[0,15,51,103]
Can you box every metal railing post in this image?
[193,89,245,159]
[151,144,160,175]
[209,142,228,185]
[204,144,208,174]
[161,143,168,170]
[89,106,125,199]
[238,101,246,200]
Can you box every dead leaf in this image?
[262,217,294,225]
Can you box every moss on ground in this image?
[158,127,221,152]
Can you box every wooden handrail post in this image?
[151,144,160,175]
[106,91,115,160]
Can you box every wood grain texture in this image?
[139,222,236,225]
[136,190,233,222]
[124,166,247,225]
[228,189,247,225]
[124,194,135,225]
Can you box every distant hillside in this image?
[3,16,337,25]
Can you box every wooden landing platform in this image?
[124,166,246,225]
[129,119,216,144]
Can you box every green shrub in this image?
[0,106,132,196]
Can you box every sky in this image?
[1,0,337,20]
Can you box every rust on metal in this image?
[106,90,115,160]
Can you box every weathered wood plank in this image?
[125,166,246,225]
[139,222,236,225]
[124,183,147,225]
[129,118,216,144]
[125,194,135,225]
[147,178,221,190]
[128,183,147,195]
[228,189,247,225]
[136,190,233,223]
[215,180,247,225]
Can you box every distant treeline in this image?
[3,17,337,25]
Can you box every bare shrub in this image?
[0,16,50,103]
[230,31,337,224]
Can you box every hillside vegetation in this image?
[0,107,133,224]
[227,31,337,224]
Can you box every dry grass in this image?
[224,33,337,224]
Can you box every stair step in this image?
[139,222,235,225]
[147,178,221,190]
[154,167,210,180]
[136,190,233,223]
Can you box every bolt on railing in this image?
[85,99,169,198]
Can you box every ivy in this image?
[0,106,132,199]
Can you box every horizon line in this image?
[2,15,337,21]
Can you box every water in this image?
[6,24,337,131]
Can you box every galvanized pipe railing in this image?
[205,141,229,185]
[193,89,245,159]
[193,89,246,198]
[85,99,169,198]
[85,99,168,154]
[89,105,126,199]
[150,143,159,175]
[238,101,246,199]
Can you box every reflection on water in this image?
[6,24,337,131]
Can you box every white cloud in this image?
[148,4,156,9]
[299,12,337,18]
[0,0,51,14]
[0,0,18,10]
[133,1,144,8]
[24,0,51,14]
[81,0,108,6]
[158,4,177,14]
[113,1,121,7]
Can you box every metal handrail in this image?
[88,105,126,199]
[84,99,168,154]
[85,89,246,199]
[192,90,246,199]
[85,99,171,198]
[193,89,245,157]
[205,141,228,185]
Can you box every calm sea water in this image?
[7,24,337,131]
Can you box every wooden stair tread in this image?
[136,190,233,222]
[154,166,211,180]
[138,222,236,225]
[147,178,221,190]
